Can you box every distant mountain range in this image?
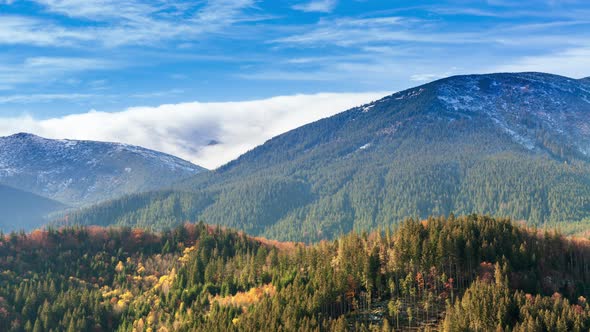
[0,183,66,232]
[34,73,590,240]
[0,133,206,231]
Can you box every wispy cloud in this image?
[0,15,94,46]
[293,0,337,13]
[197,0,258,26]
[259,5,590,85]
[0,0,261,48]
[0,92,387,168]
[410,73,449,82]
[0,89,184,104]
[272,16,485,47]
[433,2,590,19]
[0,56,119,89]
[2,0,590,117]
[32,0,159,21]
[129,89,185,98]
[0,93,95,104]
[24,56,117,71]
[492,47,590,79]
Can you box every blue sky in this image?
[1,0,589,117]
[0,0,589,168]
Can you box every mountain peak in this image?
[6,132,41,139]
[67,71,590,242]
[0,134,206,207]
[434,72,574,87]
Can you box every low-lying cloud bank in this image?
[0,92,388,169]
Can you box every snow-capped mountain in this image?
[426,72,590,158]
[68,72,590,241]
[0,133,206,206]
[221,72,590,172]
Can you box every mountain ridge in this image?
[0,133,207,230]
[2,132,204,173]
[0,183,66,232]
[214,72,588,173]
[65,72,590,241]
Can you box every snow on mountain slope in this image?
[60,73,590,241]
[0,133,206,205]
[432,72,590,157]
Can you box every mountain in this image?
[0,133,206,206]
[67,72,590,241]
[0,183,66,232]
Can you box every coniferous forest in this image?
[1,215,589,331]
[62,73,590,243]
[2,1,590,331]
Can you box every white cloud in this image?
[0,56,119,89]
[492,47,590,79]
[293,0,337,13]
[272,16,489,48]
[24,56,117,71]
[0,93,95,104]
[0,92,388,169]
[410,69,459,82]
[31,0,157,21]
[0,15,94,46]
[410,74,446,82]
[0,1,260,48]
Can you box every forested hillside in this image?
[2,215,589,331]
[66,73,590,242]
[0,184,66,232]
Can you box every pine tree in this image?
[32,318,42,332]
[66,317,76,332]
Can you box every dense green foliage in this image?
[65,74,590,242]
[2,215,590,331]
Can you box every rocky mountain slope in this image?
[0,133,206,206]
[67,73,590,241]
